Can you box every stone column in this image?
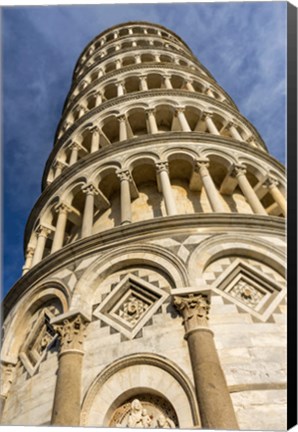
[117,170,132,225]
[164,76,173,89]
[202,113,220,135]
[51,313,88,426]
[77,105,86,119]
[22,246,35,275]
[226,121,243,141]
[94,92,103,105]
[146,109,158,134]
[155,54,161,62]
[185,80,195,92]
[0,362,16,421]
[117,82,125,97]
[205,87,215,98]
[176,108,191,132]
[135,54,142,64]
[265,178,286,216]
[90,126,100,153]
[232,165,267,215]
[51,203,70,253]
[132,41,137,47]
[155,161,177,216]
[69,142,81,166]
[81,184,98,237]
[54,161,65,179]
[115,59,122,69]
[139,76,148,91]
[118,115,128,141]
[31,226,52,266]
[173,294,239,430]
[196,160,225,212]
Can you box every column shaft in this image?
[156,163,177,216]
[164,77,172,89]
[174,294,239,430]
[198,162,225,212]
[69,145,79,165]
[51,351,83,426]
[205,115,220,135]
[119,118,128,141]
[235,168,267,215]
[147,111,158,134]
[177,110,191,132]
[187,328,239,429]
[81,188,95,238]
[90,129,100,152]
[117,171,132,224]
[229,124,242,141]
[32,229,49,266]
[51,206,68,253]
[268,183,286,216]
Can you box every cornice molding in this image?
[4,213,285,319]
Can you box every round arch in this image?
[187,233,286,287]
[80,353,200,428]
[71,244,189,311]
[1,280,70,363]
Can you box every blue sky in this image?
[2,2,287,296]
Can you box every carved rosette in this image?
[54,314,88,354]
[173,294,210,332]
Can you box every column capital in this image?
[175,107,185,114]
[195,158,210,169]
[201,111,213,120]
[117,114,127,123]
[231,164,247,178]
[52,313,89,354]
[155,161,169,174]
[173,293,210,331]
[225,120,235,129]
[116,169,132,182]
[264,176,279,189]
[89,125,100,135]
[25,246,35,257]
[145,108,156,116]
[36,225,52,238]
[55,202,72,215]
[247,135,256,144]
[139,75,148,81]
[68,140,81,151]
[54,160,66,170]
[81,183,99,195]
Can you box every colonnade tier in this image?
[61,65,237,127]
[62,48,215,114]
[24,138,286,273]
[73,21,197,79]
[74,35,199,80]
[51,95,267,180]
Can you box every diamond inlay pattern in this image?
[93,273,169,339]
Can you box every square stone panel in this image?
[211,259,286,322]
[19,308,57,376]
[93,274,169,339]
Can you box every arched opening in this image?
[125,76,140,94]
[102,116,120,143]
[147,73,163,90]
[127,109,148,137]
[122,56,135,67]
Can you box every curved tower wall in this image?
[1,22,286,430]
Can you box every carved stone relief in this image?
[109,396,178,428]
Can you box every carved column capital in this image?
[54,160,66,170]
[81,183,99,196]
[52,313,88,354]
[55,202,72,215]
[173,293,210,331]
[231,164,247,178]
[68,141,81,151]
[155,161,169,174]
[25,246,35,257]
[116,169,132,182]
[145,108,156,117]
[36,225,52,238]
[89,125,100,135]
[175,107,185,115]
[117,114,127,123]
[264,176,279,189]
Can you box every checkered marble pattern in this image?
[203,257,285,287]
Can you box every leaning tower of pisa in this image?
[1,22,287,429]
